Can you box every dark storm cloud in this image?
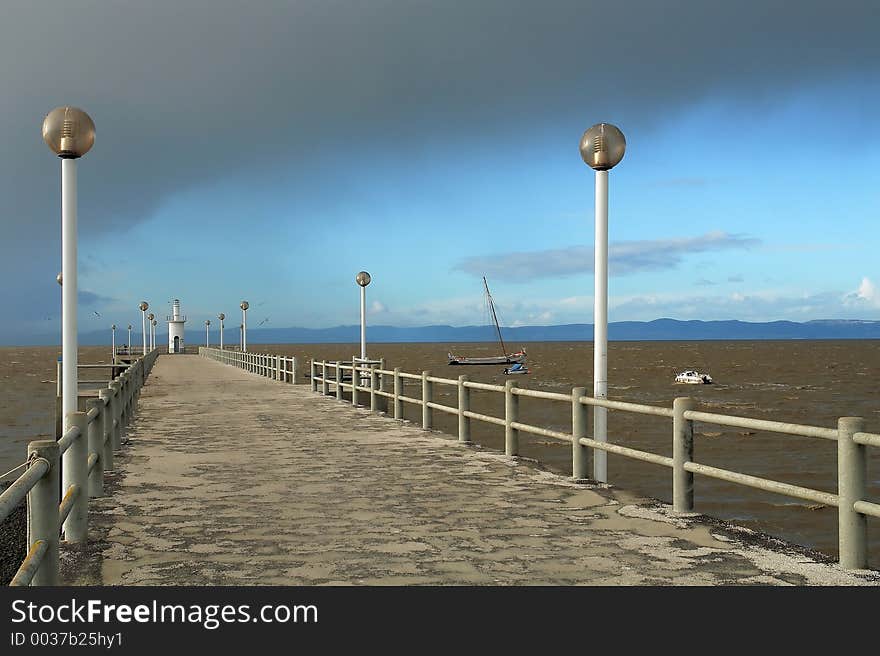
[0,1,877,338]
[455,231,759,280]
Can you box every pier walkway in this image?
[62,355,877,585]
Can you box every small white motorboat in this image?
[503,363,529,375]
[675,370,713,384]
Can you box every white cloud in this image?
[844,277,880,308]
[369,300,388,314]
[455,231,760,281]
[857,278,879,304]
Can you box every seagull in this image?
[258,317,269,326]
[93,310,102,317]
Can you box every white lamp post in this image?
[579,122,626,483]
[111,324,116,357]
[239,324,243,350]
[127,324,132,353]
[42,106,95,429]
[152,319,157,349]
[356,271,371,361]
[139,301,149,355]
[147,313,155,350]
[240,301,249,352]
[205,320,211,347]
[218,313,225,350]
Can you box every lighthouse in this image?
[167,299,187,354]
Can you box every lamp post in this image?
[205,320,211,347]
[240,301,249,352]
[138,301,149,355]
[239,324,243,350]
[218,313,225,350]
[152,319,157,349]
[579,123,625,483]
[356,271,371,361]
[42,106,95,428]
[111,324,116,358]
[147,313,155,350]
[127,324,132,353]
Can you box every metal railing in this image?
[199,347,300,384]
[0,348,161,586]
[309,359,879,571]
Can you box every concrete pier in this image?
[62,355,878,585]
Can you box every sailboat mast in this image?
[484,276,508,355]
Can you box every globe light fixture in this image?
[139,301,149,356]
[43,105,95,427]
[579,122,626,483]
[240,301,249,352]
[356,271,371,361]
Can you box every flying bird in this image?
[93,310,102,317]
[258,317,269,326]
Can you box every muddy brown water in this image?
[2,341,878,561]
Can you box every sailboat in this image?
[448,277,527,366]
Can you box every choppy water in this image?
[2,340,878,560]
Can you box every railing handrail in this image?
[5,347,161,586]
[305,357,878,571]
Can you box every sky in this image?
[1,1,879,344]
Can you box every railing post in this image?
[321,361,329,396]
[378,358,387,412]
[505,380,518,456]
[85,398,104,497]
[335,362,344,401]
[54,395,62,439]
[393,367,402,419]
[62,411,89,543]
[838,416,867,569]
[292,356,299,384]
[572,387,589,479]
[27,439,60,586]
[422,371,432,429]
[311,360,317,392]
[370,365,379,412]
[98,389,114,472]
[673,397,696,512]
[458,375,470,443]
[120,372,129,429]
[108,381,122,449]
[351,360,359,407]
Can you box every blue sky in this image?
[1,1,878,343]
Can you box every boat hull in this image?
[448,352,527,366]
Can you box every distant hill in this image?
[56,318,880,346]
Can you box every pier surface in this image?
[63,355,877,585]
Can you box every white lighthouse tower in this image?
[167,299,187,354]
